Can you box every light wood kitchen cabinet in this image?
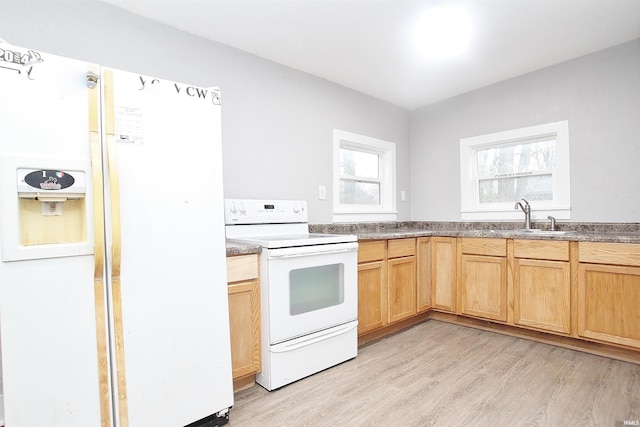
[353,232,640,362]
[387,238,417,324]
[357,241,388,335]
[578,242,640,349]
[512,240,571,335]
[431,237,457,312]
[459,238,507,322]
[226,254,261,384]
[416,237,432,313]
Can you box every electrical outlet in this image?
[401,190,406,201]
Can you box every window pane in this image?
[340,179,380,205]
[477,138,556,177]
[340,148,379,179]
[479,174,553,203]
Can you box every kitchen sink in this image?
[514,229,576,235]
[488,229,577,235]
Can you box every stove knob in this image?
[239,202,247,215]
[229,202,237,214]
[292,203,300,214]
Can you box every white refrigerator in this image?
[0,43,233,427]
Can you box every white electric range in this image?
[224,199,358,390]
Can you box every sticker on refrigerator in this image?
[23,170,75,190]
[17,168,85,198]
[115,105,144,144]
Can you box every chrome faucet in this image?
[514,198,531,229]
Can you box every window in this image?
[460,121,570,221]
[333,129,396,222]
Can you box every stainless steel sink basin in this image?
[487,229,576,235]
[514,229,575,235]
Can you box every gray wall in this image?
[410,38,640,222]
[0,0,411,224]
[3,1,639,224]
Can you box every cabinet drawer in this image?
[227,254,259,283]
[388,238,416,258]
[461,238,506,257]
[579,242,640,267]
[514,240,569,261]
[358,240,386,263]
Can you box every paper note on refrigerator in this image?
[115,106,144,144]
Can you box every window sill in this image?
[461,207,571,222]
[333,211,398,223]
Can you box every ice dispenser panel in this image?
[0,156,93,261]
[17,168,87,247]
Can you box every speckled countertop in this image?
[310,221,640,244]
[226,241,262,256]
[226,221,640,256]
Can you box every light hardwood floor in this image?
[229,320,640,426]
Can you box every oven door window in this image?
[289,264,344,315]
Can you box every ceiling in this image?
[100,0,640,110]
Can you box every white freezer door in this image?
[0,48,102,427]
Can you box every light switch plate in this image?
[318,185,326,200]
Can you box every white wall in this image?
[0,0,411,224]
[410,38,640,222]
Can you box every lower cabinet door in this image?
[460,254,507,322]
[431,237,457,312]
[417,237,432,313]
[388,256,416,324]
[228,280,261,378]
[578,263,640,349]
[514,259,571,334]
[357,260,387,335]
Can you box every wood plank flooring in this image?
[229,320,640,426]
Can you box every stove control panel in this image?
[224,199,308,224]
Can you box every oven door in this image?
[264,241,358,344]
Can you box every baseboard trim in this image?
[233,375,256,393]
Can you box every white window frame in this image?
[333,129,397,223]
[460,121,571,221]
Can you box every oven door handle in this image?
[272,322,358,353]
[267,242,358,259]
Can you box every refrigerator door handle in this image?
[87,64,112,425]
[88,65,105,290]
[104,70,122,281]
[102,69,130,426]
